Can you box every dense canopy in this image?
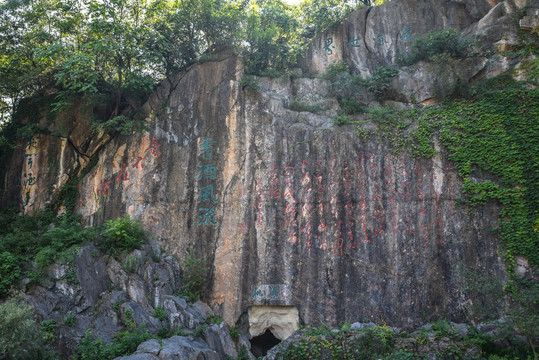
[0,0,386,128]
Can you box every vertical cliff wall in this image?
[2,0,525,330]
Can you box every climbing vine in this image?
[353,75,538,272]
[435,85,539,270]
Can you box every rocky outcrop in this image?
[302,0,503,75]
[3,0,532,341]
[262,320,526,360]
[22,243,244,357]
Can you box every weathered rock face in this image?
[3,0,521,333]
[302,0,503,76]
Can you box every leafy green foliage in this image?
[75,327,152,360]
[205,313,224,325]
[297,0,378,36]
[178,250,208,303]
[0,207,97,297]
[0,299,56,359]
[436,86,539,268]
[397,28,471,66]
[229,325,240,340]
[323,62,398,112]
[332,114,351,126]
[0,251,20,297]
[243,0,302,77]
[40,319,57,343]
[64,314,76,327]
[227,345,250,360]
[506,278,539,356]
[239,76,260,94]
[100,214,145,258]
[277,324,395,360]
[367,66,399,98]
[153,306,168,322]
[287,99,325,113]
[411,117,437,158]
[364,106,414,154]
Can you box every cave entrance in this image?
[250,329,281,358]
[248,305,299,357]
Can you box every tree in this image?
[244,0,302,76]
[297,0,387,36]
[0,299,55,359]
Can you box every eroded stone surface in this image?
[2,0,517,332]
[248,306,299,340]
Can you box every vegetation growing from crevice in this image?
[178,250,209,303]
[274,323,397,359]
[298,0,386,37]
[0,204,149,297]
[348,73,538,277]
[435,84,538,269]
[99,214,146,259]
[397,28,472,66]
[74,327,152,360]
[273,321,535,359]
[322,62,398,115]
[287,99,326,113]
[348,74,538,353]
[0,207,96,296]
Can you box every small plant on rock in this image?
[332,114,351,126]
[64,314,76,327]
[100,215,145,258]
[229,325,240,341]
[397,28,471,66]
[153,306,168,322]
[178,249,208,303]
[239,76,259,94]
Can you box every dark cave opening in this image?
[250,329,281,358]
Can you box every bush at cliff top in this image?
[100,214,146,258]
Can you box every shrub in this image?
[122,255,139,273]
[332,115,351,126]
[100,215,145,258]
[153,306,168,322]
[323,62,398,108]
[75,327,152,360]
[75,330,109,360]
[64,314,76,327]
[40,319,57,343]
[229,325,240,340]
[0,252,20,297]
[507,278,539,356]
[367,66,399,99]
[287,99,325,113]
[178,250,208,303]
[358,325,395,357]
[339,98,365,115]
[239,76,259,94]
[398,28,471,66]
[0,299,55,359]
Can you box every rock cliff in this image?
[2,0,537,343]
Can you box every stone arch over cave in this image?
[248,306,299,357]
